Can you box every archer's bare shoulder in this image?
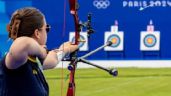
[5,37,39,69]
[10,36,40,50]
[13,37,37,44]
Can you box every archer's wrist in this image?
[53,49,66,61]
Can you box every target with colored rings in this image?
[107,34,121,48]
[71,35,85,48]
[143,34,157,47]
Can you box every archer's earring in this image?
[6,24,12,33]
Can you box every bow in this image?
[66,0,80,96]
[66,0,95,96]
[66,0,117,96]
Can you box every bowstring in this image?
[60,0,67,96]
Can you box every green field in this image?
[44,68,171,96]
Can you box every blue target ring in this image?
[71,35,85,48]
[107,34,121,48]
[143,34,157,47]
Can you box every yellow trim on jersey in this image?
[28,56,37,63]
[32,69,38,74]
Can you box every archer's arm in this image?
[43,42,78,70]
[5,37,47,69]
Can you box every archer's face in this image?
[37,18,48,45]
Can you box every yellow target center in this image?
[147,38,153,44]
[111,38,117,44]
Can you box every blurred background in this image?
[1,0,171,60]
[1,1,171,96]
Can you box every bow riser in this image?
[67,0,79,96]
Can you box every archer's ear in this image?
[34,29,41,39]
[6,24,11,33]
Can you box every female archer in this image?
[0,7,78,96]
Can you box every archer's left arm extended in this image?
[43,42,78,70]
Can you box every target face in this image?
[143,34,157,47]
[140,31,160,51]
[104,31,124,51]
[69,32,88,51]
[107,34,121,48]
[71,35,85,48]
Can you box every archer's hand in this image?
[59,42,78,54]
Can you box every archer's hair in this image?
[7,7,44,40]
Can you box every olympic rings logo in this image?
[93,0,110,9]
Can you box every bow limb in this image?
[69,0,80,45]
